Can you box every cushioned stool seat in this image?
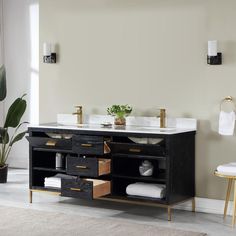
[215,162,236,227]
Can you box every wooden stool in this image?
[215,171,236,227]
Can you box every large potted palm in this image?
[0,65,27,183]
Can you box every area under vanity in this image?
[27,115,196,221]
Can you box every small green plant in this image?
[0,65,27,167]
[107,104,132,118]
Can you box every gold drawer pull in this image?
[76,165,88,169]
[129,148,141,153]
[46,140,57,146]
[70,188,81,192]
[81,143,92,147]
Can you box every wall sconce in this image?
[43,42,56,63]
[207,40,222,65]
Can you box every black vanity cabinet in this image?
[28,126,195,221]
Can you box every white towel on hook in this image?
[218,111,235,135]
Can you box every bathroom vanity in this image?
[27,121,196,221]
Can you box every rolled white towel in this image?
[126,182,166,199]
[217,162,236,175]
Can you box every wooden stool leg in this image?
[232,180,236,227]
[29,190,32,203]
[167,206,172,221]
[224,179,233,219]
[192,197,196,212]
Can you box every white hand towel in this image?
[217,162,236,175]
[218,111,235,135]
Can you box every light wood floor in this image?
[0,169,235,236]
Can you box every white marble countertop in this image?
[28,123,196,135]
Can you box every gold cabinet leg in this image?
[192,197,196,212]
[29,190,32,203]
[168,207,172,221]
[224,179,233,219]
[232,180,236,227]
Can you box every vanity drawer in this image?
[72,135,104,155]
[27,137,72,150]
[61,178,111,200]
[67,156,111,177]
[109,142,165,156]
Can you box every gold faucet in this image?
[159,108,166,128]
[73,105,83,124]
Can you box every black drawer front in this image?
[61,178,93,200]
[72,135,104,155]
[109,142,165,156]
[67,156,98,177]
[27,137,72,150]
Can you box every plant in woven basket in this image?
[0,65,27,182]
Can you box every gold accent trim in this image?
[81,143,92,147]
[233,180,236,227]
[214,171,236,179]
[70,188,82,192]
[168,206,172,221]
[224,179,232,219]
[46,140,57,146]
[192,197,195,212]
[129,148,141,153]
[76,165,88,169]
[29,190,32,203]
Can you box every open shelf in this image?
[33,147,74,154]
[33,167,66,173]
[112,173,166,183]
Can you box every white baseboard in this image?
[174,197,233,216]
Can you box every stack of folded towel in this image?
[126,182,166,199]
[217,162,236,175]
[44,174,68,189]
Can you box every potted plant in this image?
[107,104,132,125]
[0,65,27,183]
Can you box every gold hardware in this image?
[129,148,141,153]
[76,165,88,169]
[220,96,236,111]
[73,105,83,124]
[46,140,57,146]
[159,108,166,128]
[70,187,82,192]
[81,143,92,147]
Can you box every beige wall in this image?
[39,0,236,199]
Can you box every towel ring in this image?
[220,96,236,111]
